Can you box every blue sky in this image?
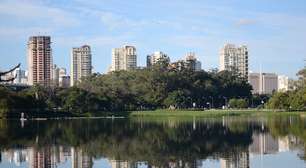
[0,0,306,78]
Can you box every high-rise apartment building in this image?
[70,45,92,86]
[220,44,248,77]
[146,51,170,67]
[27,36,52,86]
[111,45,137,71]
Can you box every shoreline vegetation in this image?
[1,64,306,119]
[129,109,306,117]
[1,109,306,120]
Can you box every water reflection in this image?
[0,115,305,168]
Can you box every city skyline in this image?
[0,0,306,78]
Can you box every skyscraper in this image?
[71,45,92,86]
[147,51,170,67]
[27,36,52,86]
[111,45,137,71]
[220,44,248,78]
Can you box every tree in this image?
[229,99,248,109]
[164,90,191,109]
[266,92,290,110]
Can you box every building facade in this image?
[59,76,70,88]
[52,64,60,86]
[185,52,202,71]
[169,52,202,71]
[13,68,28,85]
[27,36,52,86]
[248,73,261,94]
[220,44,248,77]
[71,45,92,86]
[278,75,289,92]
[248,72,278,94]
[111,46,137,71]
[146,51,170,67]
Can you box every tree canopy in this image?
[0,66,252,117]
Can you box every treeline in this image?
[0,64,255,117]
[267,68,306,111]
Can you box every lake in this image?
[0,115,305,168]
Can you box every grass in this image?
[129,109,306,118]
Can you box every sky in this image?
[0,0,306,78]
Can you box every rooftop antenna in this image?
[259,61,262,74]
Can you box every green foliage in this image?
[267,67,306,111]
[0,87,12,116]
[266,92,291,110]
[228,98,248,109]
[0,67,253,117]
[163,90,191,109]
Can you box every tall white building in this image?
[248,72,278,94]
[111,45,137,71]
[27,36,52,86]
[52,64,60,86]
[220,44,248,77]
[71,45,92,86]
[147,51,170,67]
[278,75,289,92]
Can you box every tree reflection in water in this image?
[0,115,305,168]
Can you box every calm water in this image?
[0,115,306,168]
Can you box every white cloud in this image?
[54,33,134,48]
[0,0,80,28]
[236,19,256,26]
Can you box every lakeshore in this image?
[129,109,306,117]
[2,109,306,120]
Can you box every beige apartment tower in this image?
[27,36,52,86]
[146,51,170,67]
[71,45,92,86]
[220,44,248,77]
[111,45,137,71]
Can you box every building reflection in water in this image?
[2,148,28,166]
[1,117,306,168]
[220,151,249,168]
[0,146,71,168]
[71,147,93,168]
[219,132,303,168]
[108,159,203,168]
